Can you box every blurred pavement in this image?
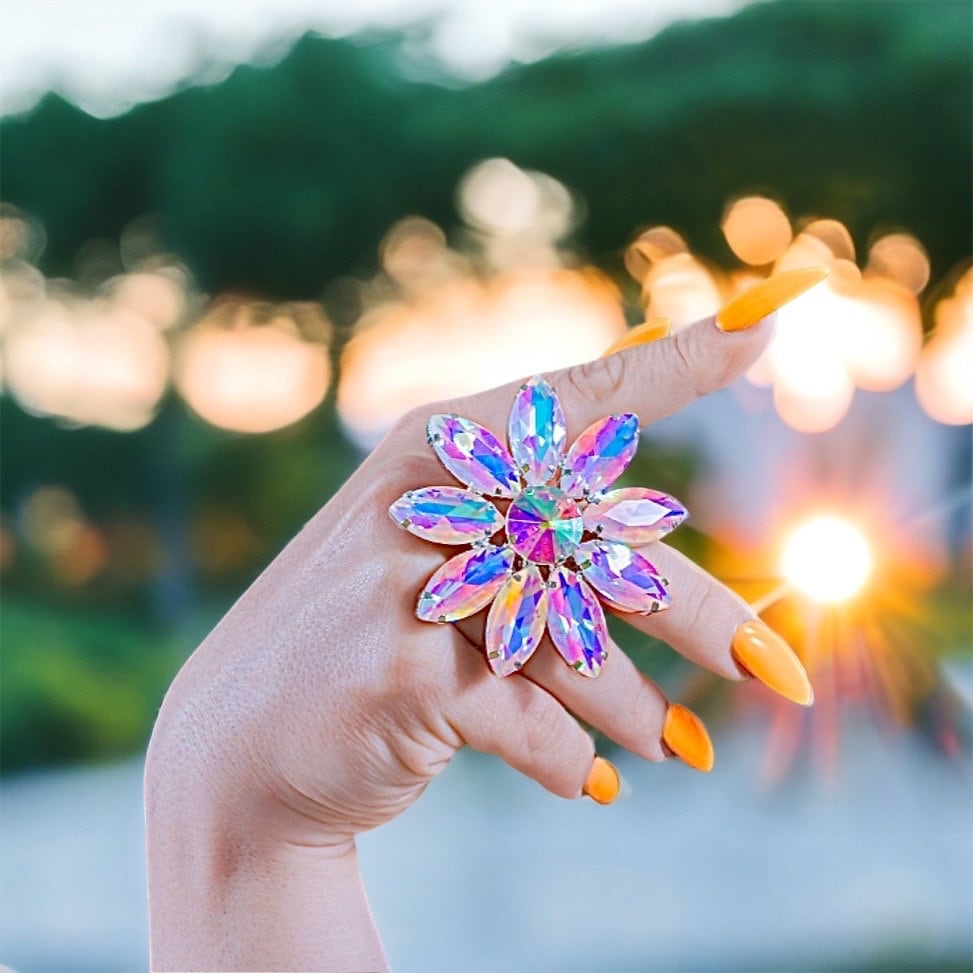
[2,714,971,973]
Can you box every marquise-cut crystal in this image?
[506,486,583,564]
[485,565,548,676]
[390,486,504,544]
[560,414,639,496]
[508,377,567,486]
[582,488,687,545]
[576,539,670,613]
[417,545,514,622]
[428,414,520,497]
[547,567,609,677]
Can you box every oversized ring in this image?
[389,377,687,677]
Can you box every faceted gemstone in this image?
[582,488,688,545]
[389,486,504,544]
[508,377,567,486]
[484,565,548,676]
[506,486,583,564]
[576,539,671,614]
[417,545,515,622]
[560,414,639,496]
[427,414,520,497]
[547,567,609,677]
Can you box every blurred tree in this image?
[2,0,970,295]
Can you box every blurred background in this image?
[1,1,971,970]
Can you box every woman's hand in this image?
[145,273,821,972]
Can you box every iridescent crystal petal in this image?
[508,377,567,485]
[582,488,688,545]
[389,487,504,544]
[417,545,515,622]
[484,565,548,676]
[506,486,583,564]
[428,414,520,497]
[547,567,609,677]
[576,539,671,614]
[560,414,639,497]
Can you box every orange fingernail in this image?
[731,620,814,706]
[601,317,671,357]
[582,755,621,804]
[715,267,829,332]
[662,703,714,773]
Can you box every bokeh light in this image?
[866,232,930,295]
[781,514,873,603]
[641,253,722,328]
[173,299,332,434]
[3,295,170,431]
[337,267,626,447]
[915,267,973,425]
[714,211,930,431]
[335,160,626,446]
[721,196,792,266]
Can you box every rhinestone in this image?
[417,545,515,622]
[576,539,671,614]
[506,486,583,564]
[427,414,520,497]
[560,413,639,496]
[389,486,504,544]
[484,565,548,676]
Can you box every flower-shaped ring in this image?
[389,377,687,677]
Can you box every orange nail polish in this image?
[582,756,621,804]
[601,317,672,357]
[731,620,814,706]
[662,703,714,773]
[715,267,829,332]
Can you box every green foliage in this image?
[2,0,970,295]
[0,600,187,773]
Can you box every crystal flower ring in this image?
[389,377,687,677]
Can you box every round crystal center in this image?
[506,487,583,564]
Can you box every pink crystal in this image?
[547,567,609,677]
[390,486,504,544]
[417,545,515,622]
[582,488,687,545]
[506,486,583,564]
[560,414,639,497]
[484,565,548,676]
[576,539,670,614]
[508,377,567,486]
[428,414,520,497]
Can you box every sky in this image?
[0,0,744,118]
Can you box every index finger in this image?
[452,268,827,435]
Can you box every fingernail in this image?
[715,268,829,332]
[583,755,622,804]
[662,703,714,773]
[601,317,671,357]
[731,620,814,706]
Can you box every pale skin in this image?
[145,311,777,971]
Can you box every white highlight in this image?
[780,515,873,604]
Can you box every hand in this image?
[145,272,821,972]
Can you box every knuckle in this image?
[669,328,709,399]
[522,692,568,761]
[624,688,667,762]
[385,406,430,447]
[669,325,748,399]
[385,449,437,491]
[679,567,717,634]
[564,354,627,408]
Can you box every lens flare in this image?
[780,515,873,603]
